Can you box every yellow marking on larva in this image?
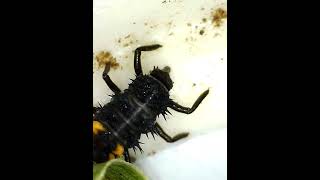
[108,153,115,160]
[93,121,105,135]
[112,144,124,156]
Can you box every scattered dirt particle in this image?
[192,83,196,87]
[150,24,158,29]
[189,36,196,42]
[95,51,119,70]
[195,25,198,29]
[202,18,207,23]
[169,32,174,36]
[129,40,134,44]
[125,55,128,59]
[212,8,227,27]
[148,151,156,156]
[136,40,139,42]
[144,22,148,26]
[118,38,121,43]
[187,23,191,26]
[199,29,205,35]
[123,43,129,47]
[213,33,221,37]
[124,34,131,39]
[133,22,136,24]
[201,7,205,11]
[185,38,188,42]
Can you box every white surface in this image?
[93,0,227,179]
[135,128,227,180]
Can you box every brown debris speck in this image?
[150,24,158,29]
[148,151,156,156]
[124,34,131,39]
[212,8,227,27]
[202,18,207,23]
[95,51,119,70]
[190,37,196,42]
[199,29,205,35]
[187,23,191,26]
[213,33,221,37]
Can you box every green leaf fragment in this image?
[93,159,148,180]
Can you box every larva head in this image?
[150,66,173,90]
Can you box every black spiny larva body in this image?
[93,44,209,163]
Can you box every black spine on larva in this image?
[127,75,170,116]
[93,74,171,163]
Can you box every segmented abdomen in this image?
[93,75,171,162]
